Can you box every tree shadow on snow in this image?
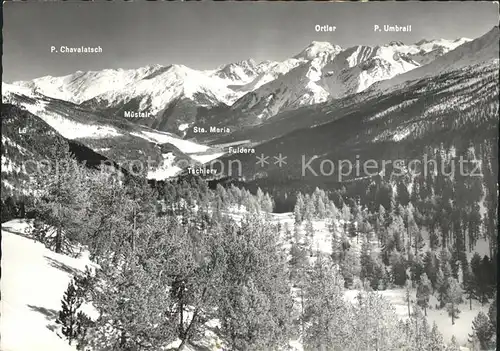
[1,223,34,240]
[27,304,58,321]
[27,304,61,334]
[43,255,79,276]
[46,324,59,332]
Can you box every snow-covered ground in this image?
[1,220,97,351]
[344,288,490,349]
[267,212,492,350]
[190,152,226,165]
[147,152,182,180]
[2,82,41,100]
[138,130,209,153]
[1,215,491,351]
[17,100,122,140]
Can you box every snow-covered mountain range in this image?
[9,34,476,136]
[13,65,164,105]
[375,26,499,92]
[2,27,497,185]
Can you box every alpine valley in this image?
[4,27,498,186]
[1,24,499,351]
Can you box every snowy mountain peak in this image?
[376,37,474,66]
[294,41,342,61]
[375,26,499,93]
[11,65,168,104]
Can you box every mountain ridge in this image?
[8,34,477,137]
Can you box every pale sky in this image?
[3,1,498,82]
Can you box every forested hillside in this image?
[2,141,496,350]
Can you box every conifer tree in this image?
[446,278,462,325]
[216,183,228,205]
[350,292,406,350]
[446,335,461,351]
[488,295,496,339]
[416,273,432,316]
[304,195,316,221]
[294,192,305,224]
[377,204,387,245]
[31,139,89,254]
[316,195,326,219]
[470,252,482,299]
[89,251,178,350]
[305,218,314,240]
[348,220,358,241]
[436,268,448,308]
[284,222,292,243]
[371,258,386,291]
[429,227,440,251]
[428,322,446,351]
[424,250,438,288]
[341,248,360,289]
[330,221,343,263]
[289,242,309,285]
[293,221,302,244]
[409,305,431,351]
[478,255,493,304]
[216,217,293,350]
[341,203,351,237]
[410,254,425,283]
[56,274,93,347]
[396,181,410,207]
[326,200,338,220]
[389,250,407,287]
[440,247,452,275]
[469,331,482,351]
[360,238,375,286]
[57,281,83,345]
[469,312,493,350]
[303,255,350,351]
[463,266,477,310]
[75,311,93,350]
[83,171,130,263]
[263,192,274,213]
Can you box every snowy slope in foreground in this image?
[1,220,96,351]
[0,220,214,351]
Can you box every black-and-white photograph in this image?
[1,2,498,351]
